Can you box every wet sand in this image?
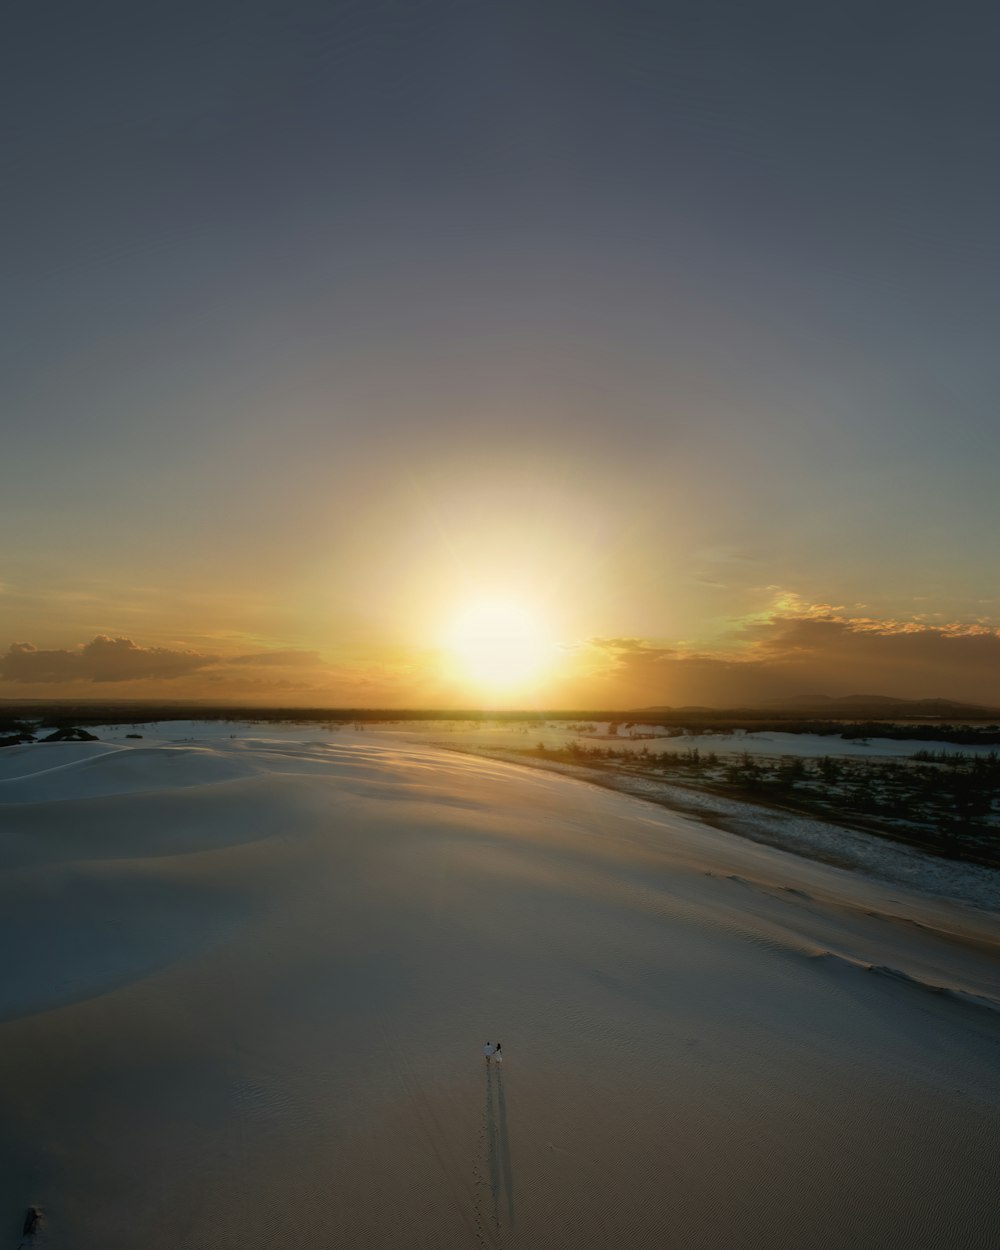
[1,732,998,1248]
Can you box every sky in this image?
[3,0,1000,709]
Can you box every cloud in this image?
[0,636,218,684]
[745,613,1000,699]
[6,608,1000,708]
[576,610,1000,707]
[587,637,676,661]
[226,650,325,667]
[0,635,409,703]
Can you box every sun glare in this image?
[446,599,551,696]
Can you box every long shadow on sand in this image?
[484,1064,515,1236]
[484,1064,500,1236]
[495,1068,515,1227]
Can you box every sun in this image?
[446,599,551,696]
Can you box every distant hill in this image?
[629,696,1000,721]
[772,695,1000,719]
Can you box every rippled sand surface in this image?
[1,733,998,1248]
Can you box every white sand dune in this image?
[0,744,262,804]
[0,740,126,780]
[0,733,998,1249]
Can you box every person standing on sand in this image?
[483,1041,495,1064]
[494,1042,503,1066]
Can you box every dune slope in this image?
[0,735,997,1249]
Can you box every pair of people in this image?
[483,1041,503,1066]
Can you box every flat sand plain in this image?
[1,729,998,1248]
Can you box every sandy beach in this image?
[1,728,998,1248]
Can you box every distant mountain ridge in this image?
[774,695,1000,718]
[630,695,1000,720]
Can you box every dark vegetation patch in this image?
[2,704,1000,744]
[521,742,1000,868]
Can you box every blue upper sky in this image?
[3,0,999,704]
